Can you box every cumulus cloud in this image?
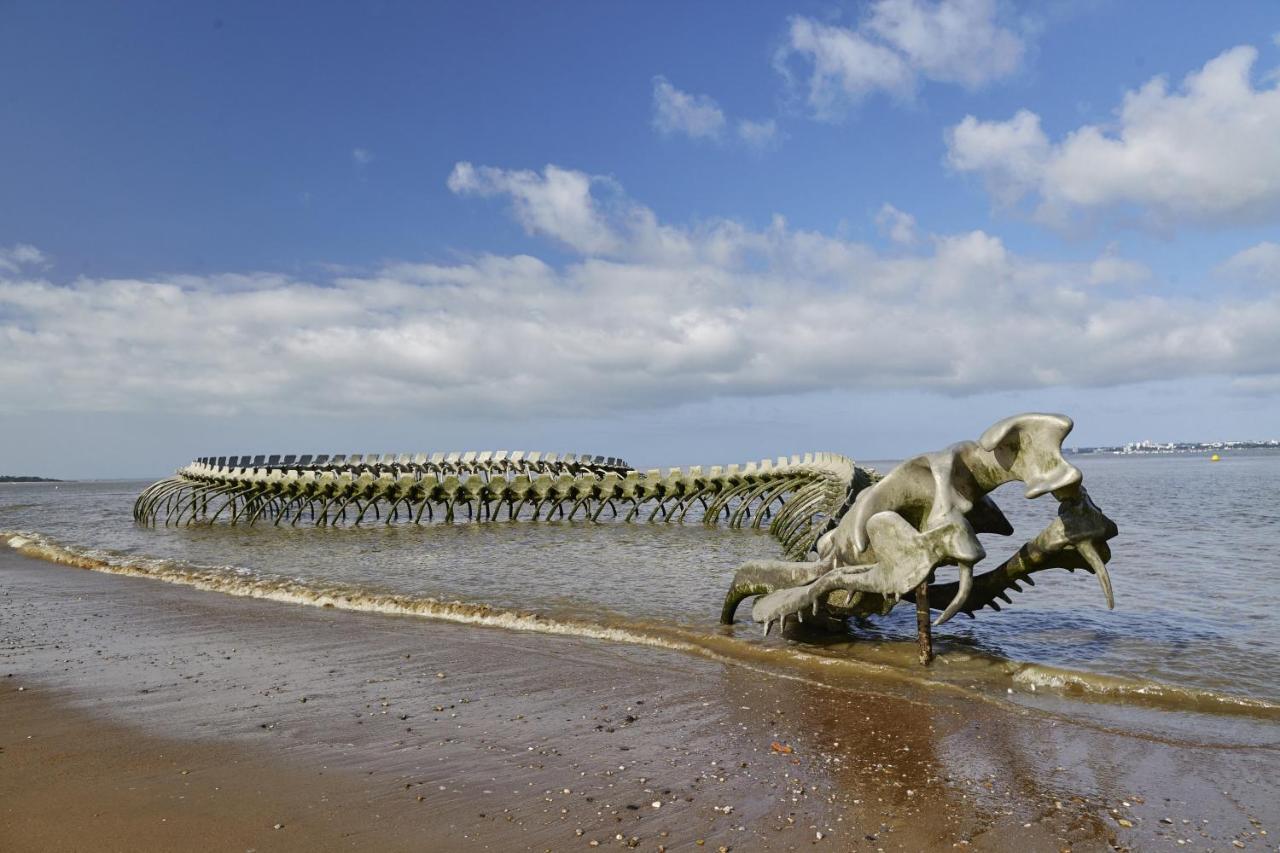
[447,162,623,255]
[777,0,1024,118]
[0,243,47,273]
[652,77,779,150]
[778,17,914,115]
[736,118,779,150]
[352,147,373,167]
[2,165,1277,419]
[1087,246,1150,286]
[864,0,1024,87]
[945,109,1049,204]
[875,203,918,245]
[651,77,726,140]
[1218,241,1280,285]
[947,45,1280,227]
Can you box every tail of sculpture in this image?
[134,451,876,560]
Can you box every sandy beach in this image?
[1,548,1276,851]
[7,2,1280,849]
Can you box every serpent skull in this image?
[722,413,1119,634]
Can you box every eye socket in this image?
[993,439,1019,471]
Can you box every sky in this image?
[2,0,1279,478]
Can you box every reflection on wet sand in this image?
[5,548,1273,851]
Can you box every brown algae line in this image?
[4,529,1278,744]
[0,529,936,705]
[1009,663,1280,715]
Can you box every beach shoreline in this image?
[2,549,1275,851]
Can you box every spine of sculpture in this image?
[134,451,877,561]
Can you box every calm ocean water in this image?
[4,450,1279,731]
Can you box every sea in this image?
[3,450,1278,744]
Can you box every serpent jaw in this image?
[729,414,1120,640]
[916,490,1119,619]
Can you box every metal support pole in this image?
[915,579,933,666]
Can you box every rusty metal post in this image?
[915,580,933,665]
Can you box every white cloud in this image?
[777,0,1024,118]
[352,148,373,167]
[652,78,778,150]
[3,165,1278,419]
[651,77,726,140]
[778,16,914,117]
[875,203,918,245]
[447,162,623,255]
[0,244,47,273]
[947,45,1280,227]
[1218,241,1280,285]
[945,109,1049,204]
[864,0,1024,88]
[1087,245,1150,286]
[736,118,779,149]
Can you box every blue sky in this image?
[2,1,1279,478]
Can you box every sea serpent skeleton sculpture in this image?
[135,413,1118,634]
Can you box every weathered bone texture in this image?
[721,413,1119,633]
[134,450,873,561]
[134,412,1118,634]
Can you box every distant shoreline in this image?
[1069,442,1280,456]
[0,476,63,483]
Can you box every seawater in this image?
[3,451,1279,736]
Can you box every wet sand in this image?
[1,549,1276,851]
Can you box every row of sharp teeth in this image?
[758,537,1113,638]
[760,597,821,637]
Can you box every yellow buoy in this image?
[1210,453,1221,462]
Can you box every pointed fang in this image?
[1077,538,1114,610]
[762,620,772,638]
[933,562,973,627]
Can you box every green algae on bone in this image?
[133,413,1118,640]
[134,450,866,562]
[732,413,1119,634]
